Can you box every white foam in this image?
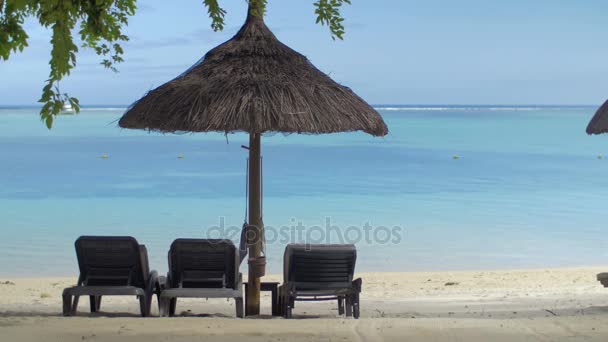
[79,107,127,111]
[373,106,592,112]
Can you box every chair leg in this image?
[235,297,244,318]
[139,295,149,317]
[281,294,286,318]
[282,294,292,319]
[345,295,353,317]
[286,296,294,319]
[277,293,283,316]
[155,284,162,310]
[71,295,80,315]
[283,294,289,318]
[169,298,177,317]
[159,297,169,317]
[62,294,72,316]
[89,296,102,313]
[338,297,345,315]
[271,287,278,316]
[353,293,360,319]
[285,305,293,319]
[146,293,154,317]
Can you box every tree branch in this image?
[314,0,351,40]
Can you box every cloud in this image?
[270,21,366,34]
[73,56,191,76]
[136,3,156,13]
[126,26,240,49]
[348,22,367,29]
[122,63,192,74]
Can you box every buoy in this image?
[178,155,184,159]
[101,154,108,159]
[453,155,459,160]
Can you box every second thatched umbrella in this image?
[586,100,608,134]
[119,8,388,315]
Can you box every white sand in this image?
[2,267,608,341]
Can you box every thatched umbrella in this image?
[586,100,608,134]
[119,6,388,315]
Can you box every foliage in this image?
[314,0,351,40]
[0,0,351,128]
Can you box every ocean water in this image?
[1,105,608,276]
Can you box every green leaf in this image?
[44,114,53,129]
[313,0,350,40]
[203,0,227,31]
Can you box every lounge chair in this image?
[158,239,244,317]
[278,244,362,319]
[598,273,608,287]
[62,236,161,317]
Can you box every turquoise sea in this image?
[1,105,608,276]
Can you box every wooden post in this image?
[246,132,262,316]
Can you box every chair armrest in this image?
[146,270,159,296]
[158,275,167,290]
[139,245,151,281]
[598,273,608,287]
[163,272,173,290]
[278,282,296,296]
[352,278,362,293]
[76,273,85,286]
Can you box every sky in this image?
[1,0,608,106]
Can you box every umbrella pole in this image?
[246,132,262,316]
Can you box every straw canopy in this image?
[118,12,388,136]
[586,99,608,135]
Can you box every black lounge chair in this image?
[278,244,362,319]
[159,239,244,318]
[62,236,160,317]
[598,273,608,287]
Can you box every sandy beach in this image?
[2,267,608,341]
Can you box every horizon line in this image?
[0,104,599,109]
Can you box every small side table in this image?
[244,282,280,316]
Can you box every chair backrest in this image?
[75,236,148,288]
[283,244,357,290]
[168,239,238,289]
